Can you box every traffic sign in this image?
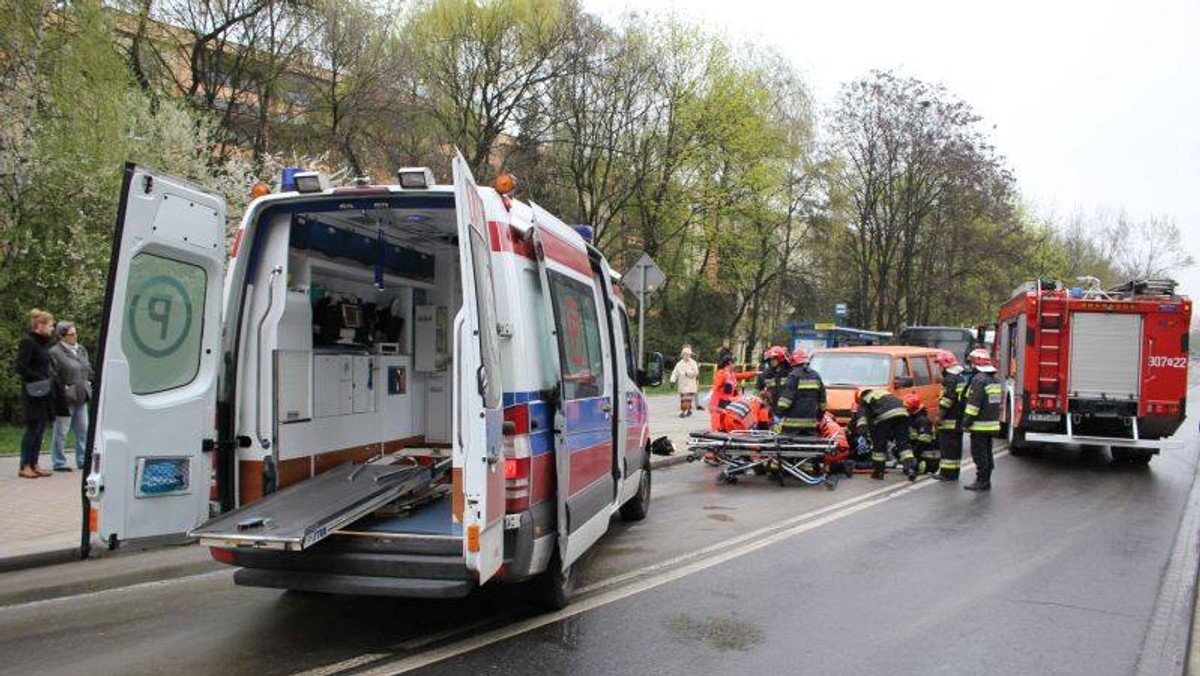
[623,253,666,294]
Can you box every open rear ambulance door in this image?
[529,203,616,569]
[87,164,225,547]
[451,153,506,583]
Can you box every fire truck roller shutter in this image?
[1068,313,1142,400]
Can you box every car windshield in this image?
[809,353,892,387]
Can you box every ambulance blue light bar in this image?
[572,225,594,243]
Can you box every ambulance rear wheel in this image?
[619,463,651,522]
[1112,447,1154,466]
[534,551,576,611]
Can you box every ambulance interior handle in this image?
[255,265,283,450]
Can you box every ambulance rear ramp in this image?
[190,461,446,551]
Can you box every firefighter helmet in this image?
[934,350,959,369]
[903,392,923,414]
[764,345,788,362]
[790,347,809,366]
[967,348,996,372]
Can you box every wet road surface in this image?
[0,390,1196,676]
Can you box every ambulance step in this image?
[190,460,448,551]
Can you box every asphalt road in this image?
[0,390,1197,676]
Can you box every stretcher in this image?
[686,430,847,489]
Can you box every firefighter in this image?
[932,350,968,482]
[756,345,791,405]
[853,388,916,480]
[774,347,826,436]
[961,348,1003,491]
[904,392,938,474]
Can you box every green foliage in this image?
[0,0,1189,421]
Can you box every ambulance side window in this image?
[620,311,635,380]
[121,252,208,395]
[548,272,606,400]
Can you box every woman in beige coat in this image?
[669,346,700,417]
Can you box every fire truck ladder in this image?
[1034,291,1065,406]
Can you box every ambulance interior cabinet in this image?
[425,372,450,443]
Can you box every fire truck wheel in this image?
[619,462,651,522]
[1007,428,1035,456]
[534,551,576,611]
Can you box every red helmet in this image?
[934,350,959,369]
[764,345,788,363]
[967,348,994,369]
[903,392,923,414]
[790,347,809,366]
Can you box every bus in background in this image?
[896,326,981,362]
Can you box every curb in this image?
[0,549,223,609]
[650,453,691,471]
[0,547,80,575]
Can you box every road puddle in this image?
[662,612,765,652]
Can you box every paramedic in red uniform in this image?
[961,348,1003,491]
[817,411,851,476]
[709,355,757,430]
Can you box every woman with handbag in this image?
[15,309,58,478]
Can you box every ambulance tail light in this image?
[504,457,530,513]
[88,507,98,533]
[503,403,529,436]
[209,547,236,564]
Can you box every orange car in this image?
[808,346,944,425]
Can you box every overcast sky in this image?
[584,0,1200,320]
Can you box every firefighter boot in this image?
[963,479,991,491]
[870,462,886,480]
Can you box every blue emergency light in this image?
[281,166,304,192]
[572,225,594,243]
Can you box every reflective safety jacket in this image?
[908,409,935,455]
[962,370,1002,435]
[852,389,907,432]
[719,395,771,432]
[756,364,790,404]
[775,364,826,430]
[711,366,757,411]
[937,371,968,430]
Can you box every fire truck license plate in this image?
[1026,412,1062,423]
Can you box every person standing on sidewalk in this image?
[49,320,93,471]
[15,309,59,478]
[669,346,700,418]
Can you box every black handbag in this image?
[25,379,51,398]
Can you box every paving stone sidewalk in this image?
[0,454,86,565]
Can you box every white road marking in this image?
[335,449,1008,676]
[0,570,232,614]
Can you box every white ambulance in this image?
[85,154,664,606]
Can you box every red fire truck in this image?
[995,278,1192,463]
